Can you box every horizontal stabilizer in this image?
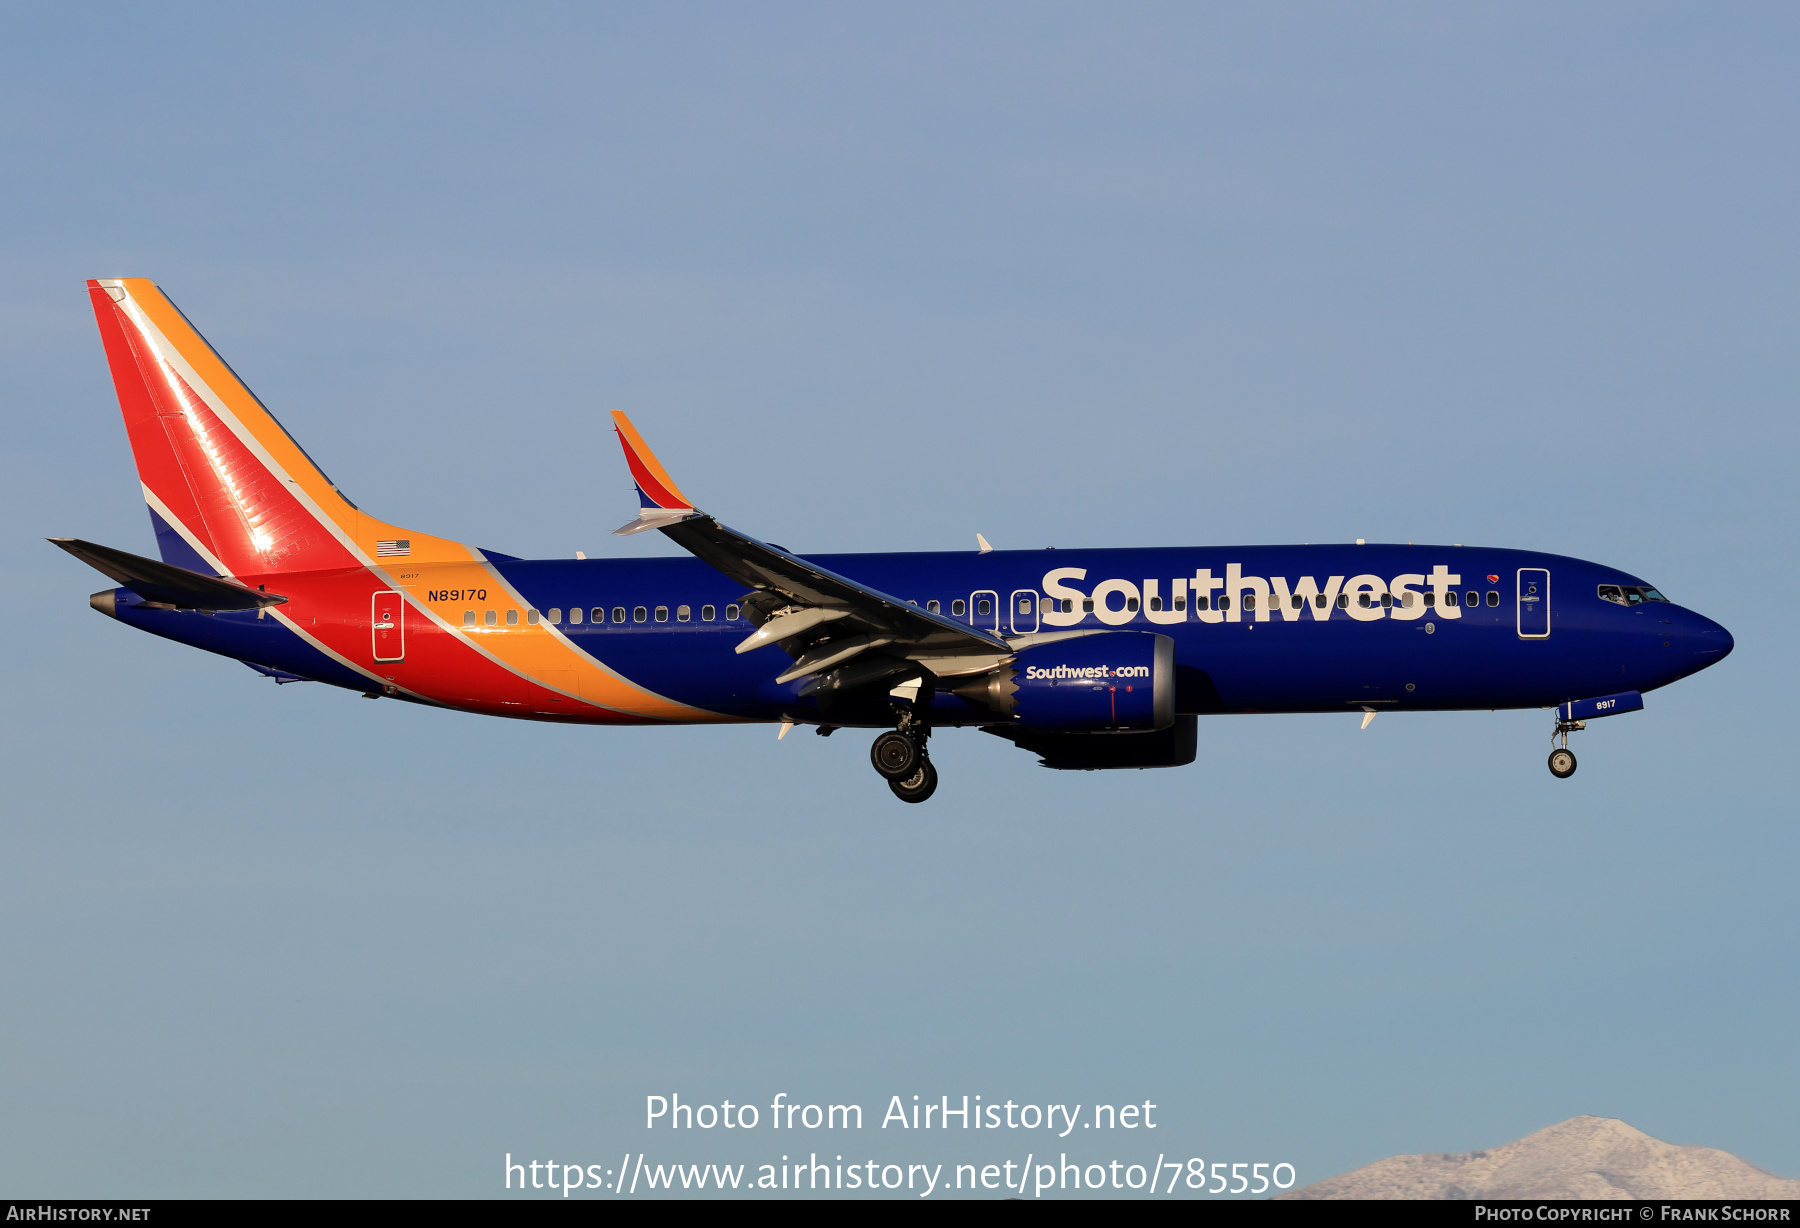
[49,538,287,610]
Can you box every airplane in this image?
[55,277,1735,803]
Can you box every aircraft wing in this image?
[609,412,1011,685]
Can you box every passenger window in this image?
[506,609,519,625]
[927,600,940,614]
[977,599,992,616]
[725,604,740,620]
[1358,594,1370,608]
[1195,596,1209,610]
[527,609,540,624]
[634,606,647,623]
[1219,596,1231,610]
[548,608,562,624]
[1316,594,1326,608]
[1380,593,1391,608]
[1018,597,1031,614]
[569,607,582,624]
[1242,595,1253,610]
[1062,599,1074,613]
[1175,597,1186,612]
[1466,590,1478,606]
[463,611,475,627]
[702,605,716,621]
[1082,599,1094,613]
[1336,594,1348,609]
[1424,591,1436,606]
[1446,591,1458,606]
[1127,597,1140,613]
[484,610,497,626]
[677,605,690,622]
[609,607,622,624]
[654,606,668,622]
[1149,596,1162,612]
[952,599,966,616]
[1291,594,1302,610]
[1487,590,1499,607]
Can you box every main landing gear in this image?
[871,710,936,803]
[888,758,939,803]
[1548,717,1584,779]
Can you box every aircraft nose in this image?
[1685,609,1734,668]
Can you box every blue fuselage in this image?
[113,543,1733,727]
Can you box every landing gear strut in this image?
[871,705,935,802]
[1548,718,1584,779]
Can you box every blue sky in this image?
[2,2,1795,1197]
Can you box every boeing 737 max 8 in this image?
[54,278,1734,802]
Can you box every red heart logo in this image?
[1487,574,1499,582]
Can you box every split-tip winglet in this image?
[610,411,699,535]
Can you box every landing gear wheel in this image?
[871,731,921,781]
[888,758,938,803]
[1548,748,1577,779]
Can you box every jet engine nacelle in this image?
[955,631,1175,731]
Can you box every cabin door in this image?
[1517,569,1550,639]
[372,590,405,661]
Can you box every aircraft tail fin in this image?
[85,278,477,578]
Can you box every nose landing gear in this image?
[1548,718,1584,779]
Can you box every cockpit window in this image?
[1601,584,1669,605]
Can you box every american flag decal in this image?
[376,540,411,557]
